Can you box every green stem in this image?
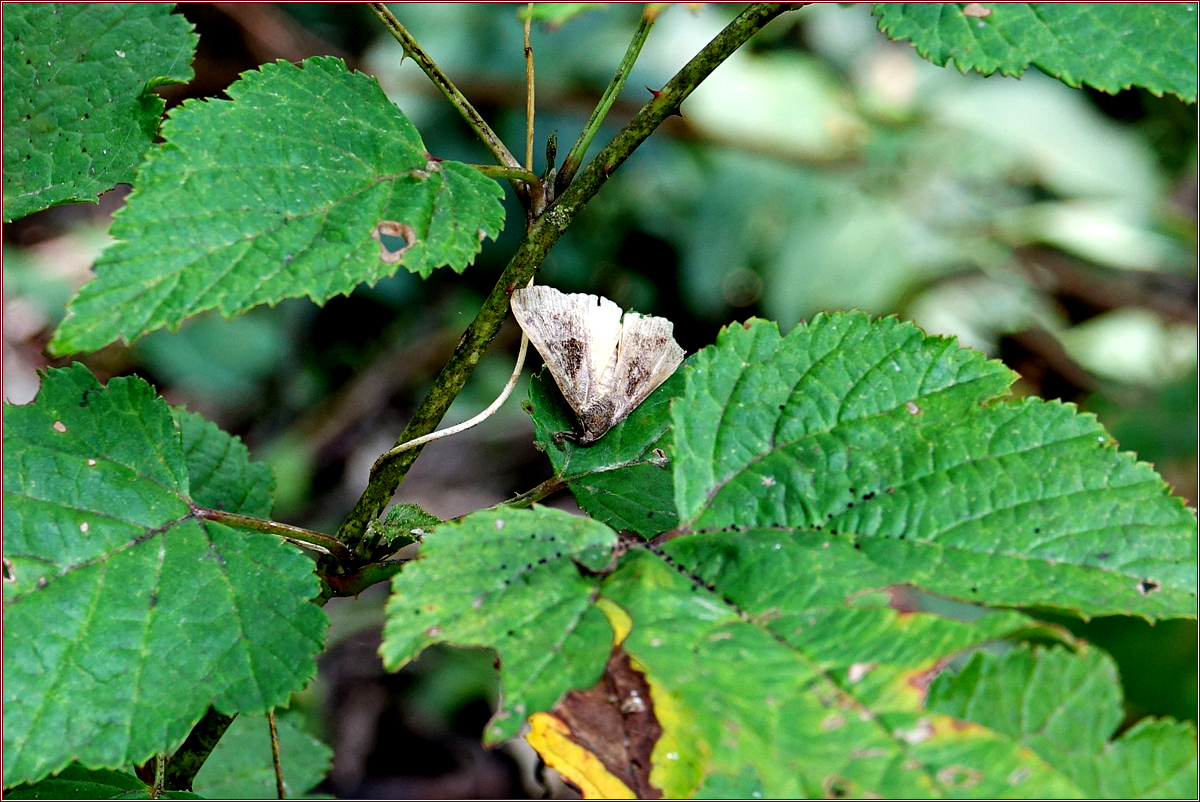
[152,753,166,799]
[338,2,797,556]
[470,163,545,212]
[491,475,568,513]
[471,164,541,184]
[320,558,410,600]
[369,3,522,170]
[195,508,354,565]
[164,708,236,791]
[556,6,657,194]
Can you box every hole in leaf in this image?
[1137,578,1161,595]
[371,220,416,263]
[2,558,14,583]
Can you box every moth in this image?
[510,285,685,445]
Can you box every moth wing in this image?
[610,313,685,423]
[511,286,623,420]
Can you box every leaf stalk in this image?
[194,508,354,565]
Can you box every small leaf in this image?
[2,3,197,221]
[368,503,442,548]
[380,507,618,744]
[192,713,332,799]
[50,56,505,354]
[874,3,1197,102]
[529,368,681,536]
[2,365,326,788]
[671,313,1197,620]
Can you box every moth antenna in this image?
[374,281,536,467]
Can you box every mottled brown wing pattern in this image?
[511,286,623,439]
[611,313,685,425]
[511,286,684,445]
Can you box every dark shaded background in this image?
[4,4,1195,797]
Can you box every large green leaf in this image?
[528,367,682,537]
[874,3,1197,102]
[2,365,327,788]
[600,550,1083,798]
[929,645,1199,798]
[2,3,197,222]
[379,507,618,743]
[378,511,1089,796]
[50,56,505,355]
[192,713,332,799]
[671,313,1197,620]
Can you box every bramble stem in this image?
[524,4,535,171]
[164,708,236,791]
[368,3,521,170]
[338,3,796,555]
[556,6,657,194]
[152,753,166,798]
[321,558,410,600]
[195,508,354,565]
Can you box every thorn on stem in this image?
[645,85,682,117]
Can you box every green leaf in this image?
[192,713,332,799]
[379,507,618,744]
[175,407,274,519]
[2,365,326,788]
[928,645,1199,798]
[50,56,505,355]
[528,367,681,536]
[2,3,197,222]
[671,313,1197,620]
[1095,718,1199,799]
[599,551,1082,798]
[873,3,1198,102]
[367,502,442,549]
[4,764,202,799]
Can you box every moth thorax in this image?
[578,396,618,444]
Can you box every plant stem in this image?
[493,475,568,512]
[338,2,797,555]
[556,6,657,194]
[321,557,410,600]
[194,508,354,565]
[152,753,166,799]
[368,2,522,170]
[470,164,540,184]
[268,710,285,799]
[164,708,236,791]
[524,3,535,171]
